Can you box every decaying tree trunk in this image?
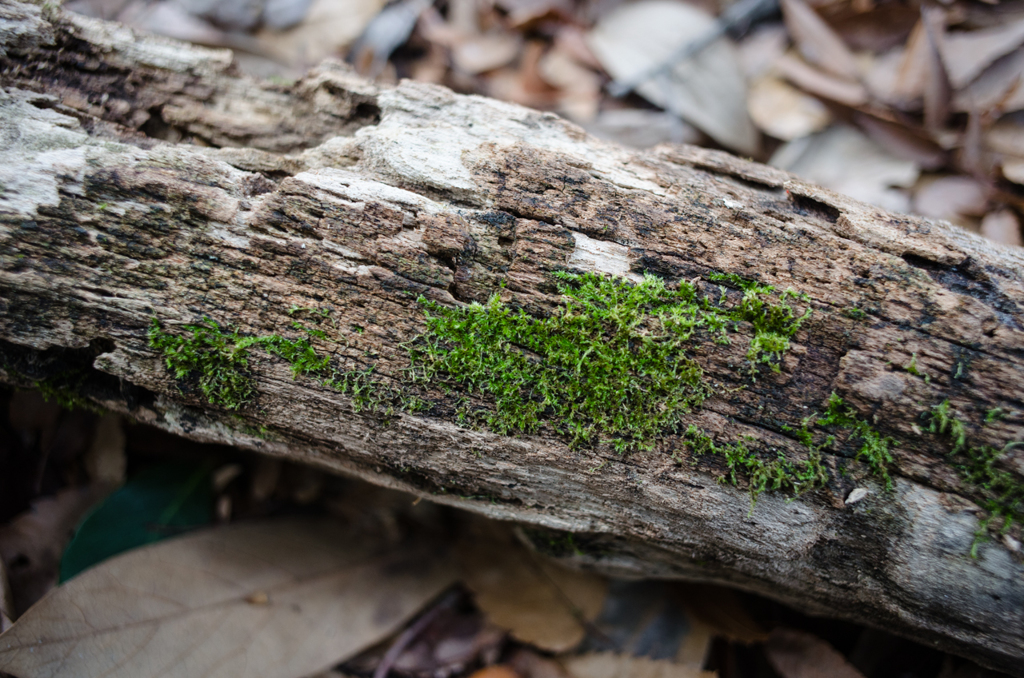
[2,0,1023,673]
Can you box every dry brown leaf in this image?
[921,5,951,131]
[940,20,1024,90]
[737,23,787,79]
[585,109,700,149]
[1003,158,1024,185]
[775,53,868,107]
[780,0,859,81]
[538,47,601,122]
[980,210,1023,247]
[855,114,946,171]
[771,125,918,213]
[458,525,606,653]
[764,628,866,678]
[747,75,830,140]
[252,0,386,69]
[495,0,573,28]
[865,19,928,108]
[469,666,522,678]
[565,653,714,678]
[912,175,989,223]
[985,121,1024,158]
[0,486,107,616]
[953,49,1024,115]
[0,518,457,678]
[452,31,523,75]
[586,0,759,155]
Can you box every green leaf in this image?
[59,462,214,582]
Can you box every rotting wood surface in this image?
[1,1,1023,673]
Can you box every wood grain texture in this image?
[1,1,1022,672]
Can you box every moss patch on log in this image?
[927,399,1024,555]
[410,271,811,452]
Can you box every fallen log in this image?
[1,0,1023,672]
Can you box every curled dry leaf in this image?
[0,518,457,678]
[780,0,859,81]
[939,20,1024,91]
[775,53,868,107]
[458,525,606,653]
[252,0,387,69]
[565,653,714,678]
[586,0,759,155]
[0,486,107,616]
[952,49,1024,114]
[771,125,918,213]
[980,210,1022,247]
[764,628,867,678]
[452,31,523,75]
[912,175,989,224]
[747,75,830,140]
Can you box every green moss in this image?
[817,393,896,490]
[842,307,867,320]
[985,407,1005,423]
[148,318,257,411]
[410,271,811,452]
[926,400,1024,555]
[903,353,931,383]
[149,314,425,418]
[684,424,828,513]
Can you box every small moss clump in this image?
[684,425,828,512]
[817,393,896,490]
[927,400,1024,556]
[149,314,422,416]
[411,271,811,452]
[149,318,258,411]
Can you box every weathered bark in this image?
[2,0,1023,672]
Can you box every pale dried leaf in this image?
[980,210,1022,247]
[985,121,1024,158]
[913,176,989,222]
[940,20,1024,90]
[565,653,714,678]
[83,413,126,487]
[764,628,866,678]
[586,0,759,155]
[252,0,386,69]
[780,0,859,80]
[770,125,918,213]
[495,0,573,27]
[585,109,700,149]
[737,23,787,79]
[748,75,830,140]
[775,53,867,107]
[953,49,1024,114]
[921,5,951,130]
[458,526,606,653]
[0,487,107,616]
[1003,158,1024,185]
[865,20,928,107]
[452,31,522,75]
[0,518,457,678]
[856,114,946,170]
[538,47,601,122]
[118,1,233,47]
